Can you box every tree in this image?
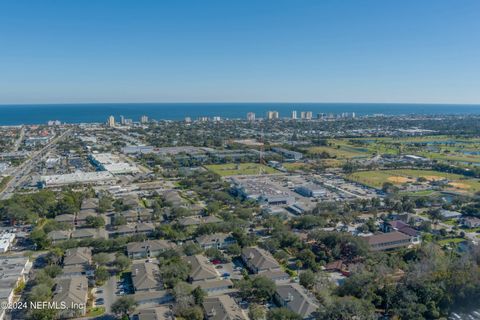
[382,182,399,194]
[43,265,63,278]
[93,252,111,266]
[183,242,203,256]
[114,254,131,271]
[248,304,266,320]
[266,307,302,320]
[192,286,206,305]
[299,270,316,289]
[26,308,58,320]
[95,266,110,285]
[86,215,105,228]
[238,276,276,303]
[28,284,52,302]
[113,215,127,226]
[45,247,64,265]
[427,208,443,230]
[30,227,50,249]
[226,243,241,256]
[98,196,112,213]
[317,296,376,320]
[111,296,137,316]
[205,247,224,261]
[176,305,203,320]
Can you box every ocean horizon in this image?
[1,102,480,126]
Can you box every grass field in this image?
[307,145,371,159]
[205,163,278,176]
[348,169,480,194]
[438,238,466,246]
[0,176,11,192]
[282,162,312,172]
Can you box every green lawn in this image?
[86,306,105,317]
[438,238,466,246]
[348,169,480,194]
[282,162,311,172]
[0,176,12,192]
[205,163,279,176]
[307,145,370,159]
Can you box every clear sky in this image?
[1,0,479,104]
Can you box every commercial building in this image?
[271,147,303,161]
[295,184,327,198]
[122,145,155,154]
[108,115,115,127]
[39,171,115,188]
[232,177,295,206]
[267,110,279,120]
[89,153,139,174]
[291,110,297,119]
[0,255,32,320]
[0,232,15,252]
[247,112,256,121]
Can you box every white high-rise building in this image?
[291,110,297,119]
[267,111,279,120]
[305,111,313,120]
[120,115,125,125]
[140,115,149,123]
[108,115,115,127]
[247,112,256,121]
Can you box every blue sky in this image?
[0,0,479,104]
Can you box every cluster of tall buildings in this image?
[107,115,149,127]
[246,110,356,121]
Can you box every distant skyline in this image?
[1,0,480,104]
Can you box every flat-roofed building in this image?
[39,171,114,188]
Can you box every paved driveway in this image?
[97,276,117,314]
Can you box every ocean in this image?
[1,103,480,126]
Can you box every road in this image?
[0,128,72,200]
[12,126,25,152]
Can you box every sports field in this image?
[205,163,278,176]
[348,169,480,194]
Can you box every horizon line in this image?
[1,101,480,106]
